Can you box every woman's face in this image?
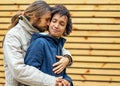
[49,13,68,38]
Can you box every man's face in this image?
[49,13,68,38]
[31,11,51,32]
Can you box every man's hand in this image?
[56,77,62,86]
[53,55,69,74]
[56,78,70,86]
[61,79,70,86]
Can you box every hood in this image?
[31,32,66,47]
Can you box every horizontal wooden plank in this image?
[0,18,11,23]
[0,12,17,17]
[72,81,120,86]
[72,62,120,69]
[45,0,120,4]
[66,68,120,75]
[0,66,4,71]
[0,24,119,31]
[1,29,120,37]
[2,29,120,37]
[2,35,120,43]
[0,11,120,18]
[1,17,120,24]
[73,24,120,31]
[73,56,120,63]
[0,78,5,84]
[0,0,34,4]
[65,43,120,50]
[0,37,4,42]
[1,55,120,68]
[0,41,117,50]
[0,24,10,29]
[0,42,2,48]
[0,54,3,59]
[69,49,120,56]
[0,48,3,53]
[72,18,120,24]
[0,5,27,11]
[69,74,120,81]
[0,54,120,64]
[70,31,120,37]
[0,77,119,86]
[65,37,120,43]
[1,37,120,47]
[0,60,4,65]
[1,5,120,11]
[0,30,8,36]
[0,0,120,4]
[71,31,118,36]
[1,27,120,36]
[71,11,120,17]
[0,62,3,66]
[52,5,120,11]
[0,72,5,77]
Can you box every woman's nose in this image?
[54,23,59,28]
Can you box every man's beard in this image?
[33,25,49,32]
[33,25,45,32]
[32,19,49,32]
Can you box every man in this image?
[3,0,72,86]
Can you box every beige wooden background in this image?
[0,0,120,86]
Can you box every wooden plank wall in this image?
[0,0,120,86]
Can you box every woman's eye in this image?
[52,19,56,23]
[60,23,65,26]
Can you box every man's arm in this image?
[3,33,56,86]
[62,48,73,66]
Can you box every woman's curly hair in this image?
[51,5,72,36]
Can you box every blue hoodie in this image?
[24,32,73,86]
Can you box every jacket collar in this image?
[19,15,40,35]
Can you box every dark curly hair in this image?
[51,5,72,36]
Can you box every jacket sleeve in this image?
[3,33,56,86]
[62,48,73,66]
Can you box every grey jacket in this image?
[3,16,71,86]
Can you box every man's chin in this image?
[38,29,46,32]
[33,26,46,32]
[40,29,46,32]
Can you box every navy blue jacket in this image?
[24,33,73,86]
